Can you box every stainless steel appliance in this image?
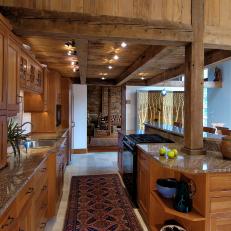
[122,134,173,206]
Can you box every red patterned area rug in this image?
[63,174,143,231]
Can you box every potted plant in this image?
[7,119,31,158]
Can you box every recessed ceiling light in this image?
[141,77,145,80]
[71,61,75,65]
[113,54,119,60]
[73,68,76,72]
[121,42,127,48]
[67,50,72,56]
[108,65,112,69]
[101,77,106,80]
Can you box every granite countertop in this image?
[137,143,231,174]
[118,129,145,136]
[144,122,223,141]
[0,129,68,217]
[0,149,48,217]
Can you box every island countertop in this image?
[137,143,231,174]
[144,122,223,141]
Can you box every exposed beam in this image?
[0,8,192,46]
[146,65,184,85]
[85,78,116,86]
[116,46,177,86]
[205,27,231,50]
[155,80,222,88]
[76,39,88,84]
[146,49,231,85]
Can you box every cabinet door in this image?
[19,54,28,89]
[0,116,7,169]
[137,151,150,220]
[18,200,32,231]
[0,26,7,110]
[7,37,19,114]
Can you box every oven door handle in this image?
[123,142,134,152]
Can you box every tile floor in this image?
[45,152,148,231]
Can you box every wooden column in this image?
[183,0,205,155]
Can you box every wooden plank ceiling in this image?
[1,6,231,86]
[19,35,186,85]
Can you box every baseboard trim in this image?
[72,148,88,154]
[88,146,119,152]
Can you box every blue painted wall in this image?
[207,60,231,128]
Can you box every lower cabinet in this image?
[0,158,48,231]
[0,115,7,169]
[137,149,150,223]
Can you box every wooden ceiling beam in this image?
[116,46,177,86]
[76,39,88,84]
[0,7,193,46]
[146,49,231,86]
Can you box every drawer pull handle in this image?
[42,185,47,191]
[26,187,34,194]
[1,216,14,228]
[40,222,46,229]
[41,167,47,172]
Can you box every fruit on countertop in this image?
[172,148,178,157]
[159,147,167,156]
[167,150,175,159]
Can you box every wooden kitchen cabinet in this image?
[0,116,7,169]
[0,21,7,111]
[137,149,150,223]
[7,36,20,115]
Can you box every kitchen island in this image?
[136,142,231,231]
[144,122,222,152]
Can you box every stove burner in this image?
[128,134,173,143]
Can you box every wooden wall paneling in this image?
[183,0,205,154]
[108,88,112,135]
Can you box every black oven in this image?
[122,139,137,206]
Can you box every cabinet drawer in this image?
[210,197,231,213]
[0,202,18,231]
[209,175,231,192]
[35,184,48,230]
[33,160,48,198]
[16,179,34,214]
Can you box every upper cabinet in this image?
[0,17,8,111]
[20,51,44,94]
[7,36,20,114]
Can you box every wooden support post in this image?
[183,0,205,155]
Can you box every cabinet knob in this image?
[26,187,34,194]
[1,216,14,228]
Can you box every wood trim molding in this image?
[72,148,88,154]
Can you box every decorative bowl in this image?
[220,136,231,159]
[156,178,177,198]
